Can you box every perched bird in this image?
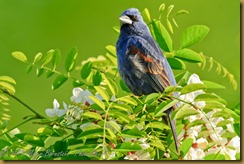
[116,8,179,152]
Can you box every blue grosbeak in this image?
[116,8,179,152]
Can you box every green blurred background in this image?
[0,0,240,131]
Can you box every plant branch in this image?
[2,89,45,119]
[0,117,33,137]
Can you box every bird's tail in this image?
[165,107,179,154]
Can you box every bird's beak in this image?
[119,15,132,25]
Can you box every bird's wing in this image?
[126,36,175,93]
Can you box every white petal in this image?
[9,128,20,138]
[56,109,67,117]
[70,87,83,102]
[53,99,60,109]
[188,74,203,84]
[81,89,93,97]
[45,108,57,118]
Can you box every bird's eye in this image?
[126,15,138,21]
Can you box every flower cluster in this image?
[45,88,102,129]
[178,74,240,160]
[44,74,239,160]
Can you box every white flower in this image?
[8,128,20,138]
[196,138,208,149]
[124,138,152,160]
[188,74,203,84]
[186,125,202,138]
[222,147,237,160]
[70,88,94,105]
[227,136,240,153]
[124,153,139,160]
[45,99,67,118]
[184,147,205,160]
[179,74,206,105]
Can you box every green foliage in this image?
[0,3,239,161]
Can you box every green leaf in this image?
[186,119,205,129]
[92,71,102,86]
[37,127,53,135]
[194,93,220,102]
[0,76,16,84]
[113,26,120,34]
[144,93,160,103]
[0,81,15,94]
[212,111,231,119]
[0,139,11,149]
[141,8,151,23]
[216,120,232,127]
[73,79,84,87]
[180,25,210,48]
[118,96,137,106]
[94,86,109,102]
[80,61,92,79]
[203,102,225,111]
[180,137,193,157]
[175,71,191,86]
[154,99,178,117]
[111,103,133,113]
[33,52,43,64]
[78,128,103,139]
[102,74,118,96]
[121,127,146,138]
[167,5,174,17]
[202,80,225,89]
[0,94,9,101]
[180,83,206,95]
[46,70,55,78]
[204,153,226,160]
[172,18,178,28]
[151,19,173,52]
[167,58,186,70]
[204,153,216,160]
[175,10,189,16]
[114,142,142,152]
[24,134,44,147]
[175,49,203,63]
[82,111,102,120]
[88,95,105,110]
[11,51,27,62]
[109,111,131,123]
[119,80,130,93]
[174,107,199,120]
[233,123,240,137]
[146,121,170,130]
[105,52,117,66]
[106,128,116,142]
[52,75,68,90]
[36,67,44,77]
[26,64,33,74]
[65,47,78,72]
[52,49,61,69]
[54,140,68,153]
[105,45,116,57]
[67,138,84,146]
[159,3,165,12]
[107,120,121,133]
[42,49,54,66]
[198,130,212,138]
[150,138,165,151]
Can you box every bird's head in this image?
[119,8,143,25]
[119,8,149,36]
